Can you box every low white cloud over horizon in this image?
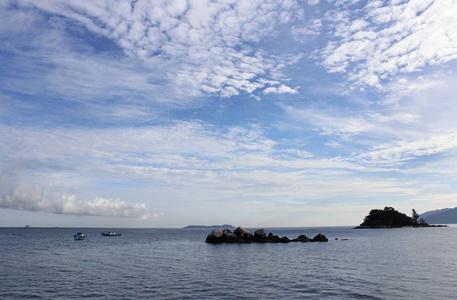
[1,0,457,227]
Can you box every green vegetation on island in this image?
[356,207,433,228]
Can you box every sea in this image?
[1,226,456,299]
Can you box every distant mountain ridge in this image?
[421,207,457,224]
[183,224,235,229]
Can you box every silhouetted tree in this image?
[412,209,419,225]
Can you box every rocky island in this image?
[356,206,446,228]
[205,226,328,244]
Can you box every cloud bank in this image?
[0,167,157,220]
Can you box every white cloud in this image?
[2,108,456,225]
[321,0,457,87]
[3,0,457,227]
[263,85,299,95]
[0,120,380,219]
[5,0,303,99]
[357,131,457,166]
[383,74,446,104]
[291,19,322,41]
[283,105,421,141]
[0,171,157,219]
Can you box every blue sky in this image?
[1,0,457,227]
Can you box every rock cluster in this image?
[205,226,328,244]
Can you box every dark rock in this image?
[292,234,310,242]
[224,232,238,243]
[254,228,267,237]
[280,236,290,243]
[253,235,268,243]
[234,227,253,239]
[267,233,281,243]
[243,234,253,242]
[311,233,328,242]
[206,226,329,244]
[206,228,224,244]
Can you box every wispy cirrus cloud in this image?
[283,104,420,141]
[357,131,457,166]
[0,121,358,176]
[0,120,385,219]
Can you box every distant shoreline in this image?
[183,225,236,229]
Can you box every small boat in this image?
[101,232,121,236]
[74,232,87,240]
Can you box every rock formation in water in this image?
[205,226,328,244]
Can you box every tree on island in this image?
[412,209,419,225]
[359,207,415,227]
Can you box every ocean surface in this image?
[1,226,456,299]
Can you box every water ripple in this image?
[1,227,457,299]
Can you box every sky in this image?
[1,0,457,228]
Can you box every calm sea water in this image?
[1,226,456,299]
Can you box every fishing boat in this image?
[74,232,86,240]
[101,232,121,236]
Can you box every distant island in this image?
[356,206,446,228]
[183,224,236,229]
